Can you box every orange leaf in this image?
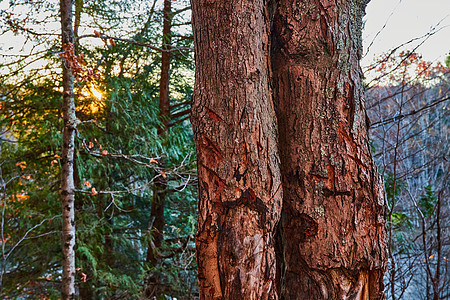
[88,142,94,149]
[91,187,98,195]
[160,171,167,178]
[101,150,108,155]
[94,30,101,37]
[429,254,435,259]
[16,161,27,170]
[149,158,158,164]
[81,272,87,282]
[84,181,92,188]
[16,193,29,201]
[109,38,116,46]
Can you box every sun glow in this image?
[77,85,105,114]
[90,87,103,101]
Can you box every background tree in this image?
[143,0,196,297]
[365,50,449,300]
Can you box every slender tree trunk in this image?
[144,0,172,297]
[433,191,442,300]
[60,0,76,298]
[74,0,82,41]
[271,0,387,298]
[191,0,283,298]
[158,0,172,134]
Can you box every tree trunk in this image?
[271,0,386,299]
[158,0,172,134]
[144,0,171,297]
[191,0,283,298]
[60,0,76,298]
[192,0,387,299]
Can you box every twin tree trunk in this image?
[191,0,387,299]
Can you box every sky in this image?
[362,0,450,67]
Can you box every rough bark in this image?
[192,0,387,298]
[191,0,283,298]
[144,0,171,297]
[60,0,76,298]
[271,0,387,299]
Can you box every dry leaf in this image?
[16,161,27,170]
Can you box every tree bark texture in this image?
[191,0,387,299]
[271,1,386,299]
[60,0,76,298]
[191,1,283,299]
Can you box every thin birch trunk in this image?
[60,0,76,297]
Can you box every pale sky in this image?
[362,0,450,67]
